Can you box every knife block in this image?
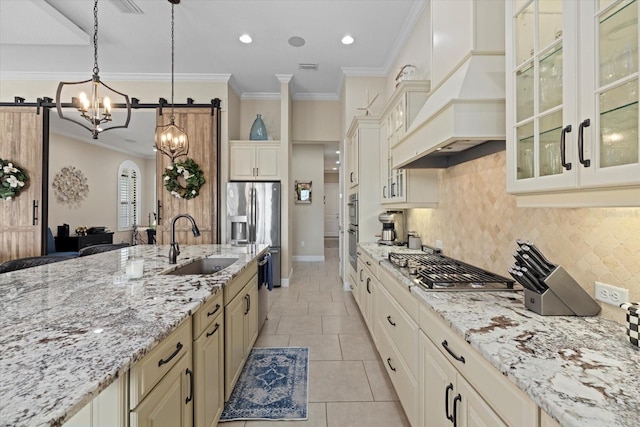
[524,266,601,316]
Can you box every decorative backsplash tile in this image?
[407,151,640,324]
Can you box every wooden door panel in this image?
[156,108,219,245]
[0,107,44,262]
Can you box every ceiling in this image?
[1,0,426,169]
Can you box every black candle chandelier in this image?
[155,0,189,163]
[55,0,131,140]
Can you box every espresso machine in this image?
[377,210,406,246]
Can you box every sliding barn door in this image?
[0,107,46,262]
[155,107,219,245]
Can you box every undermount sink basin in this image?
[166,257,238,275]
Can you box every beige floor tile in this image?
[269,302,309,316]
[289,334,342,361]
[363,360,399,401]
[344,299,361,316]
[254,333,290,348]
[298,290,333,303]
[295,281,321,292]
[308,302,348,316]
[339,334,379,360]
[326,402,410,427]
[322,315,367,335]
[308,361,373,402]
[243,402,327,427]
[261,316,280,335]
[276,315,323,335]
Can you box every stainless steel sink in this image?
[165,257,238,275]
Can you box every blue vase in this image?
[250,114,268,140]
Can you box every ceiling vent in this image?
[108,0,143,14]
[299,63,319,71]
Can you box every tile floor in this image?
[218,238,410,427]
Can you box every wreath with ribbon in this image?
[163,158,206,199]
[0,157,30,201]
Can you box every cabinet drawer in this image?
[419,306,537,427]
[357,248,378,277]
[224,260,257,305]
[193,291,223,340]
[130,318,193,408]
[376,285,419,376]
[376,323,418,427]
[378,267,418,322]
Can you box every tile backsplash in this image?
[407,151,640,324]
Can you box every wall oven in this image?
[347,193,358,270]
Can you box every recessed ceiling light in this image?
[336,160,340,164]
[341,35,355,45]
[336,150,340,154]
[332,167,337,170]
[288,36,306,47]
[239,34,252,44]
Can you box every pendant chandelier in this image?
[155,0,189,164]
[55,0,131,140]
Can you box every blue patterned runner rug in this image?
[220,347,309,421]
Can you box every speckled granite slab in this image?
[0,244,268,427]
[359,244,640,427]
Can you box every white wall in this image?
[49,132,154,244]
[240,99,281,141]
[292,100,342,142]
[292,144,325,259]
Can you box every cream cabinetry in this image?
[229,140,281,181]
[356,250,379,338]
[224,261,259,400]
[419,306,537,427]
[379,81,438,208]
[347,131,359,188]
[130,318,194,427]
[540,410,562,427]
[63,375,127,427]
[193,292,225,427]
[506,0,640,206]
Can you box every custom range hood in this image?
[392,54,506,169]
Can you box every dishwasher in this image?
[257,251,272,332]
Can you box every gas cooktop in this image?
[388,252,518,291]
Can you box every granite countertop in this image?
[0,243,268,427]
[358,243,640,427]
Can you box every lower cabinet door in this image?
[194,317,224,427]
[246,277,259,350]
[457,376,506,427]
[130,353,193,427]
[420,331,457,427]
[225,291,247,400]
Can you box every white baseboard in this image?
[292,255,325,262]
[280,278,290,287]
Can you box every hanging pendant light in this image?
[155,0,189,164]
[55,0,131,140]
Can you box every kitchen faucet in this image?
[169,214,201,264]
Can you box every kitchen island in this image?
[359,242,639,427]
[0,244,268,427]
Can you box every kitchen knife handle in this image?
[561,124,572,170]
[578,118,591,167]
[442,340,465,363]
[445,383,454,422]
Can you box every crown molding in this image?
[0,71,232,82]
[293,93,339,101]
[382,0,428,75]
[240,92,281,100]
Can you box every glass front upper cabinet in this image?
[597,0,638,169]
[513,0,566,182]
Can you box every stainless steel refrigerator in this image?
[227,181,281,287]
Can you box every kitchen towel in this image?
[620,302,639,347]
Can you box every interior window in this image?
[118,160,141,231]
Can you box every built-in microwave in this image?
[347,193,358,226]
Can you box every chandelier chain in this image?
[93,0,99,76]
[170,1,175,122]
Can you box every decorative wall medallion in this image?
[52,166,89,207]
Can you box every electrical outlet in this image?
[595,282,629,307]
[435,240,443,249]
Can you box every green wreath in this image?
[163,158,206,200]
[0,157,30,201]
